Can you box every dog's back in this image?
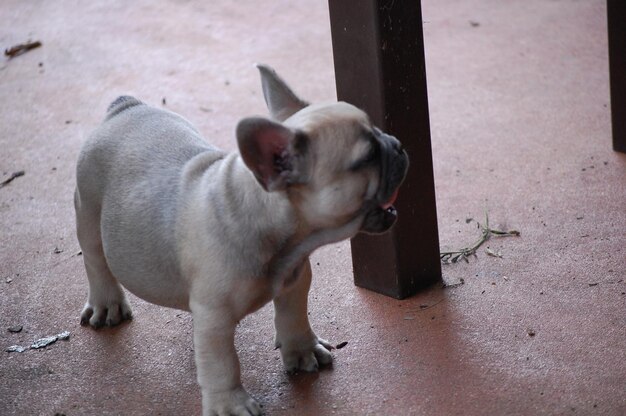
[74,97,223,308]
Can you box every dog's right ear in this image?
[237,117,308,192]
[256,64,309,122]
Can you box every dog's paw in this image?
[277,337,334,374]
[80,300,132,329]
[204,387,262,416]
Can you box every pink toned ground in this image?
[1,1,624,415]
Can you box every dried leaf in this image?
[0,170,25,188]
[4,41,42,58]
[335,341,348,349]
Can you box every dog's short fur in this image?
[75,65,408,415]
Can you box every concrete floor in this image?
[1,0,624,415]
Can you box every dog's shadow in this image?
[285,370,324,403]
[282,363,334,406]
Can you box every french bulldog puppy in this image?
[75,64,409,415]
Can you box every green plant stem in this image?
[440,213,520,264]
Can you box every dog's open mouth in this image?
[381,188,398,211]
[360,188,400,234]
[380,188,399,218]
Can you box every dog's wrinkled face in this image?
[283,102,408,234]
[237,65,409,235]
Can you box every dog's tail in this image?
[106,95,143,119]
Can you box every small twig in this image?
[405,298,445,312]
[0,171,25,188]
[485,248,503,258]
[440,212,520,264]
[4,41,42,58]
[442,278,465,289]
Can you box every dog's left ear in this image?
[256,64,309,122]
[237,117,308,192]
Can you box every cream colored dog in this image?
[75,65,408,415]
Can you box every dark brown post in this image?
[329,0,441,299]
[608,0,626,153]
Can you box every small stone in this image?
[6,345,26,353]
[8,325,23,333]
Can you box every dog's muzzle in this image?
[360,131,409,234]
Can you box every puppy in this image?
[75,65,409,415]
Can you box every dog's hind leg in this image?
[75,188,132,328]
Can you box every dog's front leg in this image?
[273,259,333,373]
[192,306,262,416]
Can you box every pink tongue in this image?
[381,188,399,210]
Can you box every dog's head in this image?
[237,65,409,235]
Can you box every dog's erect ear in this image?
[256,64,309,122]
[237,117,308,192]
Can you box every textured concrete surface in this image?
[1,0,624,415]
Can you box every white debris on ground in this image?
[6,331,71,353]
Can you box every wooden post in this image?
[608,0,626,153]
[329,0,442,299]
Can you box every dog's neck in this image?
[213,153,296,244]
[265,214,363,296]
[219,154,362,296]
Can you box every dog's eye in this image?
[350,143,379,171]
[363,145,378,163]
